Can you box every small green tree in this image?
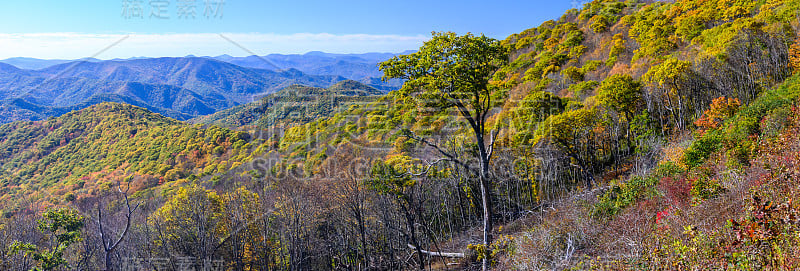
[10,208,84,271]
[534,108,598,188]
[597,74,643,121]
[643,58,693,128]
[380,32,508,271]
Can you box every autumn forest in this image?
[1,0,800,270]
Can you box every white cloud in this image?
[0,33,427,59]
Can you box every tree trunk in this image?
[479,173,492,271]
[479,143,493,271]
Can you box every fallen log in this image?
[407,244,465,258]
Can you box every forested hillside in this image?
[0,103,253,204]
[0,0,799,270]
[193,80,384,129]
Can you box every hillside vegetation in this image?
[193,80,384,128]
[0,0,799,270]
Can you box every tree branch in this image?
[403,130,473,172]
[407,244,464,258]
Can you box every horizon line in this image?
[0,32,429,60]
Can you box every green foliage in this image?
[534,108,597,149]
[581,61,602,74]
[642,58,692,89]
[597,74,642,120]
[148,184,224,259]
[689,176,725,203]
[606,34,626,66]
[654,161,686,178]
[683,129,722,168]
[590,15,612,33]
[508,91,566,145]
[592,176,658,218]
[517,91,567,123]
[561,66,584,82]
[684,73,800,168]
[381,32,508,111]
[630,111,659,146]
[367,160,415,198]
[0,103,252,203]
[568,80,599,98]
[627,3,676,60]
[10,208,84,271]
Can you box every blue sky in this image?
[0,0,580,59]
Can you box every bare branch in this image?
[407,244,464,258]
[403,130,473,172]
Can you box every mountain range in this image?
[208,51,412,83]
[0,52,406,124]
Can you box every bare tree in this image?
[96,183,140,271]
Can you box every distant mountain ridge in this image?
[0,57,101,70]
[208,51,413,82]
[0,54,405,124]
[0,52,408,123]
[192,79,383,128]
[0,51,410,90]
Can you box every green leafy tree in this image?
[149,185,225,267]
[10,208,84,271]
[534,108,598,188]
[597,74,643,121]
[380,31,508,270]
[643,58,693,128]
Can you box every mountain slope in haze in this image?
[1,52,408,91]
[210,51,408,90]
[211,51,413,79]
[0,93,194,124]
[37,57,346,103]
[0,57,100,70]
[193,79,383,128]
[0,57,351,123]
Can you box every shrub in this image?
[682,130,722,168]
[592,176,659,219]
[689,176,725,204]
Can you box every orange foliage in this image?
[608,63,630,76]
[790,34,800,73]
[694,97,741,132]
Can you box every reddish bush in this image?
[658,176,691,206]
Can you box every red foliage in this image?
[655,209,668,224]
[658,176,692,206]
[729,196,797,246]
